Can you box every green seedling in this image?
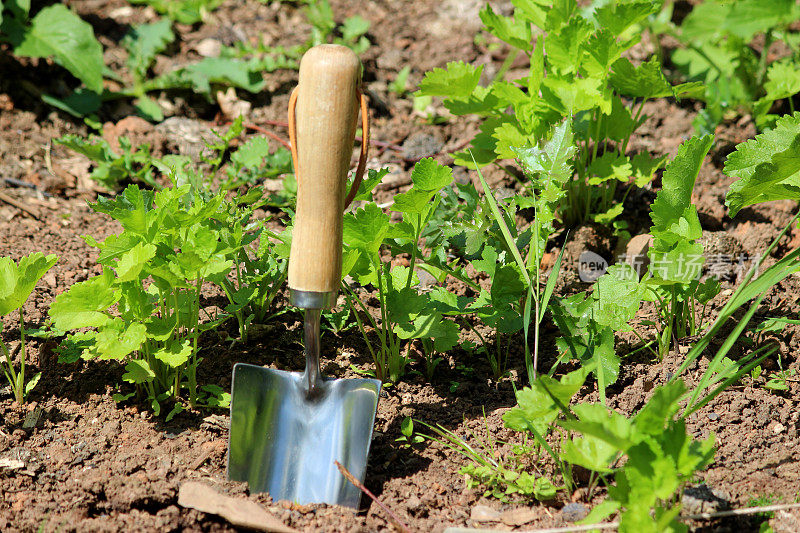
[389,66,412,96]
[343,160,463,383]
[128,0,224,24]
[395,417,424,447]
[417,0,695,226]
[48,183,266,416]
[0,253,58,403]
[652,0,800,132]
[420,415,558,502]
[0,4,104,114]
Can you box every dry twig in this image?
[334,460,412,533]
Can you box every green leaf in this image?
[391,158,453,214]
[133,96,163,122]
[650,135,713,239]
[91,185,154,235]
[24,372,41,396]
[92,320,147,361]
[503,366,589,435]
[417,61,482,99]
[232,136,271,168]
[592,264,642,332]
[0,252,58,316]
[49,269,118,330]
[593,1,657,36]
[14,4,104,92]
[581,29,624,79]
[41,88,101,118]
[512,0,548,27]
[724,113,800,217]
[343,202,390,256]
[154,340,193,368]
[480,5,532,51]
[122,359,155,384]
[723,0,794,40]
[763,60,800,102]
[610,57,703,100]
[128,0,224,25]
[123,19,175,79]
[116,243,156,282]
[546,16,593,74]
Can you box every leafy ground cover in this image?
[2,0,800,532]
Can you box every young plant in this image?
[561,381,716,532]
[128,0,224,24]
[54,134,159,190]
[0,253,58,403]
[49,185,237,417]
[644,134,717,357]
[417,0,696,225]
[343,160,461,383]
[654,0,800,132]
[0,4,104,114]
[304,0,371,55]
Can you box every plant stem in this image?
[18,307,26,403]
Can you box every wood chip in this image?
[0,458,25,470]
[178,481,298,533]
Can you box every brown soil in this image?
[1,1,799,532]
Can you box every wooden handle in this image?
[288,45,360,298]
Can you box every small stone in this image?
[501,507,537,526]
[562,502,589,522]
[416,268,436,288]
[681,484,730,515]
[406,495,422,511]
[196,38,222,58]
[707,412,719,421]
[772,422,787,435]
[470,504,501,522]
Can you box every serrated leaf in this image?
[511,0,548,27]
[763,60,800,103]
[123,19,174,79]
[48,269,119,331]
[92,320,147,361]
[581,29,624,79]
[725,113,800,216]
[0,252,58,316]
[154,340,192,368]
[592,264,642,332]
[480,5,532,51]
[593,1,657,36]
[503,366,589,435]
[91,185,154,235]
[546,15,593,74]
[13,4,103,92]
[116,242,156,282]
[417,61,482,99]
[588,152,632,185]
[392,159,452,214]
[723,0,793,40]
[343,202,390,256]
[610,57,703,100]
[650,135,713,237]
[231,136,271,168]
[122,359,155,384]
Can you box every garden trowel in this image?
[227,44,381,509]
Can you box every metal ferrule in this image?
[290,289,337,309]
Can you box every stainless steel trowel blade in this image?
[227,362,381,508]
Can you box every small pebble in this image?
[707,413,719,421]
[470,504,501,522]
[561,502,589,522]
